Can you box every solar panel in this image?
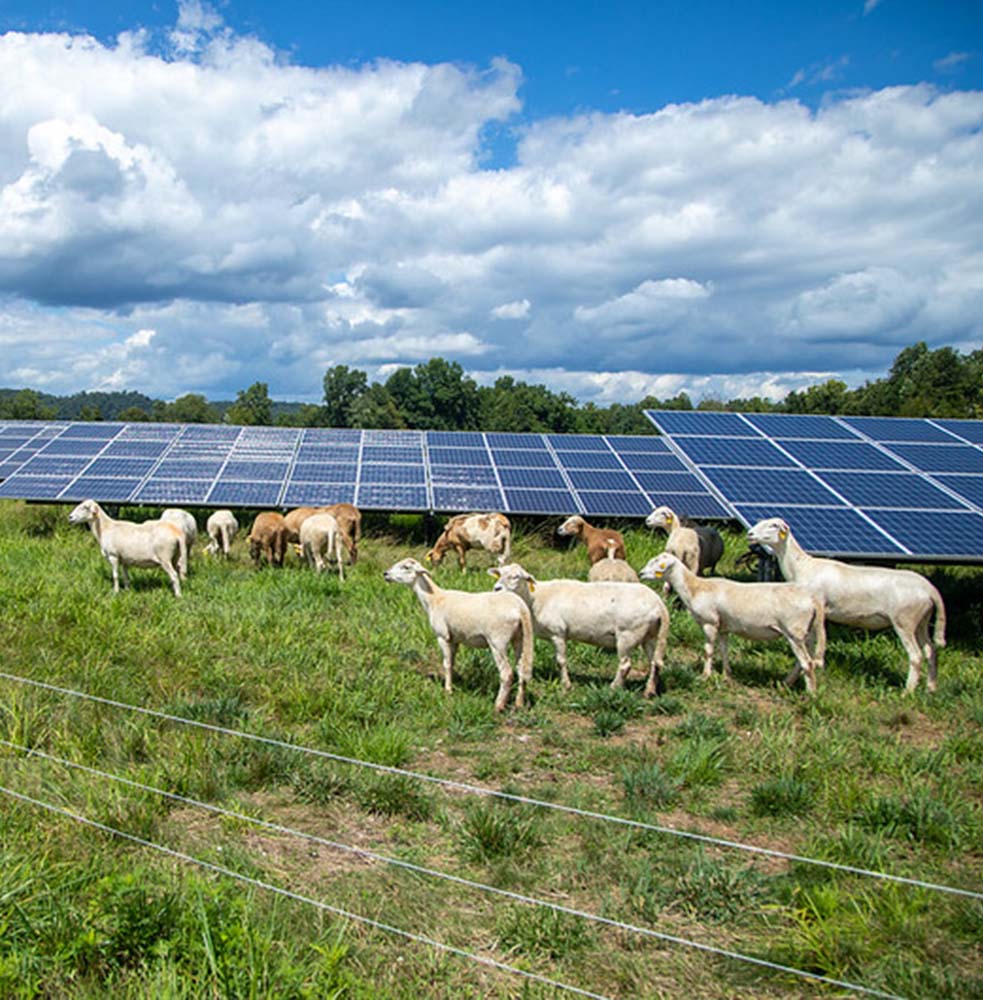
[282,482,356,506]
[605,435,670,453]
[647,411,757,436]
[577,490,652,516]
[64,478,140,502]
[647,410,983,561]
[486,432,547,449]
[0,476,74,499]
[429,465,499,486]
[356,483,428,509]
[428,447,491,466]
[38,438,107,456]
[59,423,122,439]
[81,457,157,478]
[154,459,225,480]
[19,456,90,476]
[360,464,426,484]
[497,467,567,489]
[103,439,170,458]
[290,462,358,483]
[554,451,624,471]
[648,493,733,519]
[614,451,688,472]
[208,481,282,505]
[503,488,576,514]
[427,431,485,447]
[545,434,610,451]
[136,480,213,503]
[567,469,637,492]
[489,448,557,468]
[432,486,505,510]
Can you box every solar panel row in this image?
[645,410,983,561]
[0,421,727,520]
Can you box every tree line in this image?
[1,342,980,432]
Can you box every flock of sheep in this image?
[66,500,947,706]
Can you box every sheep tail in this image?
[518,603,534,685]
[932,588,947,649]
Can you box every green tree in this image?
[350,384,405,428]
[78,404,103,421]
[117,406,151,422]
[225,382,273,426]
[276,403,325,427]
[384,358,481,430]
[322,365,368,427]
[167,393,220,423]
[785,379,851,415]
[480,376,579,433]
[0,389,56,420]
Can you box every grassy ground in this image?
[0,500,981,999]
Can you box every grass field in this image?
[0,499,981,999]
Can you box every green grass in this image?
[0,499,981,999]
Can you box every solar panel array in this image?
[645,410,983,561]
[0,421,730,519]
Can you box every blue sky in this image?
[0,0,980,403]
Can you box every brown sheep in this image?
[557,515,626,564]
[319,502,362,565]
[426,512,512,572]
[248,511,287,567]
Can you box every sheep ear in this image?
[528,580,536,592]
[487,567,501,578]
[778,528,787,540]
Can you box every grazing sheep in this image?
[557,515,626,565]
[283,507,318,547]
[426,512,512,571]
[160,507,197,578]
[639,553,826,693]
[320,502,362,565]
[384,557,533,712]
[587,549,639,583]
[299,512,345,581]
[68,499,184,597]
[247,511,287,568]
[489,563,669,697]
[205,509,239,558]
[747,517,946,693]
[645,506,723,576]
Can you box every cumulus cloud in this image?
[0,5,980,405]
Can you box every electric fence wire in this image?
[1,669,978,902]
[0,737,906,1000]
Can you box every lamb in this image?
[747,517,946,693]
[68,499,185,597]
[205,509,239,558]
[426,512,512,571]
[299,512,345,581]
[645,506,723,576]
[587,548,639,583]
[247,511,287,568]
[320,502,362,565]
[557,515,626,564]
[283,507,318,546]
[639,552,826,694]
[160,507,197,578]
[489,563,669,697]
[384,557,533,712]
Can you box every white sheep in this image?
[587,550,639,583]
[747,517,946,693]
[489,563,669,697]
[160,508,197,578]
[639,552,826,693]
[68,499,185,597]
[645,506,723,576]
[384,557,533,712]
[205,509,239,558]
[299,512,346,582]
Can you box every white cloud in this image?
[934,52,970,74]
[0,10,980,406]
[863,0,884,15]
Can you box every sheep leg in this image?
[611,634,635,689]
[164,561,182,598]
[335,537,345,583]
[785,637,816,694]
[108,555,122,593]
[719,634,732,678]
[643,615,670,698]
[551,636,572,689]
[917,617,938,693]
[490,642,514,713]
[437,637,456,693]
[457,544,467,572]
[510,633,526,708]
[701,623,718,677]
[893,623,923,693]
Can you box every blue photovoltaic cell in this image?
[744,413,859,440]
[432,485,504,510]
[84,457,157,478]
[866,509,983,559]
[0,463,23,478]
[19,456,90,476]
[498,467,567,489]
[577,491,652,516]
[553,451,623,471]
[119,424,180,439]
[282,482,356,506]
[63,478,140,501]
[103,439,169,458]
[153,459,224,480]
[357,483,428,508]
[180,425,240,441]
[634,471,708,494]
[220,460,289,481]
[844,417,954,443]
[646,493,732,520]
[504,488,576,514]
[486,432,546,449]
[361,445,423,464]
[296,445,359,463]
[885,444,983,475]
[675,437,796,468]
[567,469,636,492]
[779,439,905,471]
[934,475,983,510]
[817,472,966,510]
[207,481,282,505]
[135,479,213,503]
[735,504,905,555]
[290,462,358,483]
[0,450,12,462]
[606,436,668,453]
[360,463,426,484]
[39,438,107,456]
[0,437,32,449]
[429,465,498,486]
[427,431,485,447]
[489,449,557,468]
[59,423,122,439]
[935,420,983,445]
[302,427,361,443]
[362,429,422,446]
[428,447,490,466]
[0,476,73,499]
[546,434,610,451]
[703,467,842,505]
[646,410,758,437]
[614,451,687,472]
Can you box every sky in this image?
[0,1,981,405]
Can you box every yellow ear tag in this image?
[528,581,536,592]
[779,529,787,540]
[654,571,663,579]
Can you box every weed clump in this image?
[750,774,816,818]
[456,800,541,864]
